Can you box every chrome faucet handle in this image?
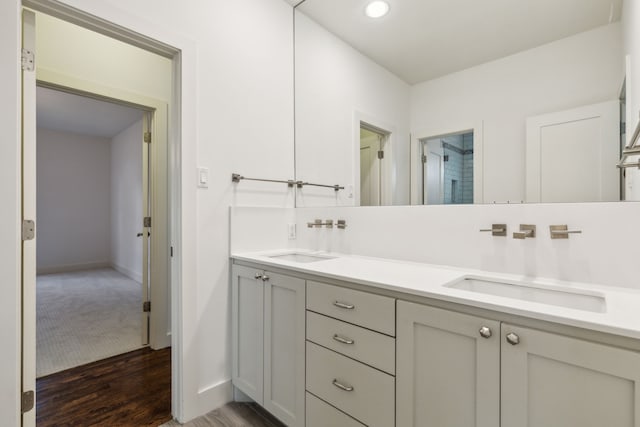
[480,224,506,237]
[307,219,334,229]
[550,225,582,239]
[307,219,323,228]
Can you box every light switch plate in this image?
[197,167,209,188]
[347,185,354,198]
[287,223,297,240]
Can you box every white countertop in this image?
[232,249,640,341]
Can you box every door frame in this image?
[421,138,445,205]
[353,111,396,206]
[359,124,384,206]
[35,71,171,349]
[411,121,484,205]
[18,0,198,422]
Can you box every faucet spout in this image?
[513,224,536,239]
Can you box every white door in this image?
[360,132,381,206]
[22,9,37,427]
[526,101,620,202]
[423,140,444,205]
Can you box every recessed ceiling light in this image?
[365,1,390,18]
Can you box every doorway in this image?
[421,132,475,205]
[22,7,176,425]
[35,86,149,377]
[359,123,389,206]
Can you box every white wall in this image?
[5,0,295,422]
[623,0,640,199]
[36,12,173,103]
[411,23,624,204]
[230,206,296,254]
[291,203,640,291]
[110,119,143,282]
[36,128,111,273]
[295,11,411,207]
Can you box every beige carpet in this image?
[37,268,143,378]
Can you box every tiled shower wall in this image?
[442,133,474,204]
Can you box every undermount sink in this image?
[446,277,606,313]
[268,253,336,263]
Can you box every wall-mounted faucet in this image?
[307,219,347,229]
[307,219,333,229]
[480,224,507,237]
[513,224,536,239]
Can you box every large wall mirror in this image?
[294,0,640,207]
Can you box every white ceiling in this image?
[37,86,144,138]
[297,0,623,84]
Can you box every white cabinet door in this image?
[263,271,305,427]
[396,301,500,427]
[231,265,264,404]
[501,324,640,427]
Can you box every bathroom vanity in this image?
[230,251,640,427]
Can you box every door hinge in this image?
[377,150,384,160]
[21,48,34,71]
[143,301,151,312]
[422,154,427,164]
[21,390,34,414]
[143,216,151,228]
[144,132,152,143]
[170,246,174,257]
[22,220,35,241]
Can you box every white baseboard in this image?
[37,261,111,275]
[111,262,142,283]
[185,380,233,422]
[233,386,254,403]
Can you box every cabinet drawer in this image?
[306,392,366,427]
[307,281,395,336]
[307,311,395,375]
[306,341,394,427]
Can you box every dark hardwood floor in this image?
[36,347,172,427]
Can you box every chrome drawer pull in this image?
[333,301,355,310]
[333,334,355,345]
[332,379,354,392]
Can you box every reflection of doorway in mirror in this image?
[359,125,387,206]
[421,132,474,205]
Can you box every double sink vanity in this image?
[231,249,640,427]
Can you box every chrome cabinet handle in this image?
[506,332,520,345]
[479,326,492,339]
[261,275,269,282]
[333,301,355,310]
[254,273,263,280]
[332,379,354,392]
[333,334,355,345]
